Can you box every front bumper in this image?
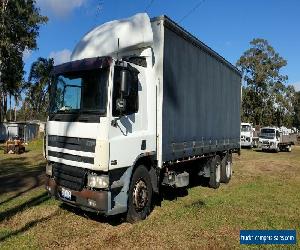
[46,177,109,213]
[241,141,252,147]
[259,143,276,150]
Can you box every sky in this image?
[23,0,300,91]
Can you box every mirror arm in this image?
[111,117,120,127]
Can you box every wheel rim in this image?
[216,163,221,183]
[133,178,148,212]
[226,161,231,178]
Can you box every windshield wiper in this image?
[52,109,105,115]
[80,109,106,114]
[59,105,72,111]
[56,109,79,114]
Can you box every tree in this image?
[271,84,295,127]
[0,0,47,121]
[0,48,24,120]
[293,91,300,129]
[24,57,54,121]
[237,38,294,127]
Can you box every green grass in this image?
[0,141,299,249]
[0,138,44,175]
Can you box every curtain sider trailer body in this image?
[45,13,241,222]
[157,16,241,162]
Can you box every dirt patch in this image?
[0,166,45,195]
[0,140,46,195]
[234,148,300,178]
[0,171,45,193]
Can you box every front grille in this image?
[48,135,96,153]
[48,151,94,164]
[53,163,87,191]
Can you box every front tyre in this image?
[126,165,153,223]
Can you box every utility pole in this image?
[9,94,11,121]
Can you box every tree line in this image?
[237,38,300,129]
[0,1,299,129]
[0,0,47,122]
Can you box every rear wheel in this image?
[220,153,232,183]
[126,165,153,223]
[209,155,221,189]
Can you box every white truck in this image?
[45,13,241,222]
[240,122,253,148]
[258,127,293,152]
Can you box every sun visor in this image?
[71,13,153,61]
[52,57,112,75]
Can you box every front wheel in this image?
[126,165,153,223]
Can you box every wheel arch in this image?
[131,152,159,193]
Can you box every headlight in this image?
[270,142,274,146]
[87,174,109,189]
[46,163,53,176]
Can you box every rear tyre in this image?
[220,153,232,184]
[126,165,153,223]
[209,155,221,189]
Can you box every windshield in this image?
[260,128,275,139]
[50,68,109,115]
[241,125,251,132]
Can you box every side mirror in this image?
[120,69,130,96]
[116,69,131,114]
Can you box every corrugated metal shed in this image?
[0,122,40,142]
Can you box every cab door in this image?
[108,63,148,170]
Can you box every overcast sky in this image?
[24,0,300,91]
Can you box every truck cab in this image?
[258,127,293,152]
[258,127,279,151]
[45,14,157,220]
[240,122,253,148]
